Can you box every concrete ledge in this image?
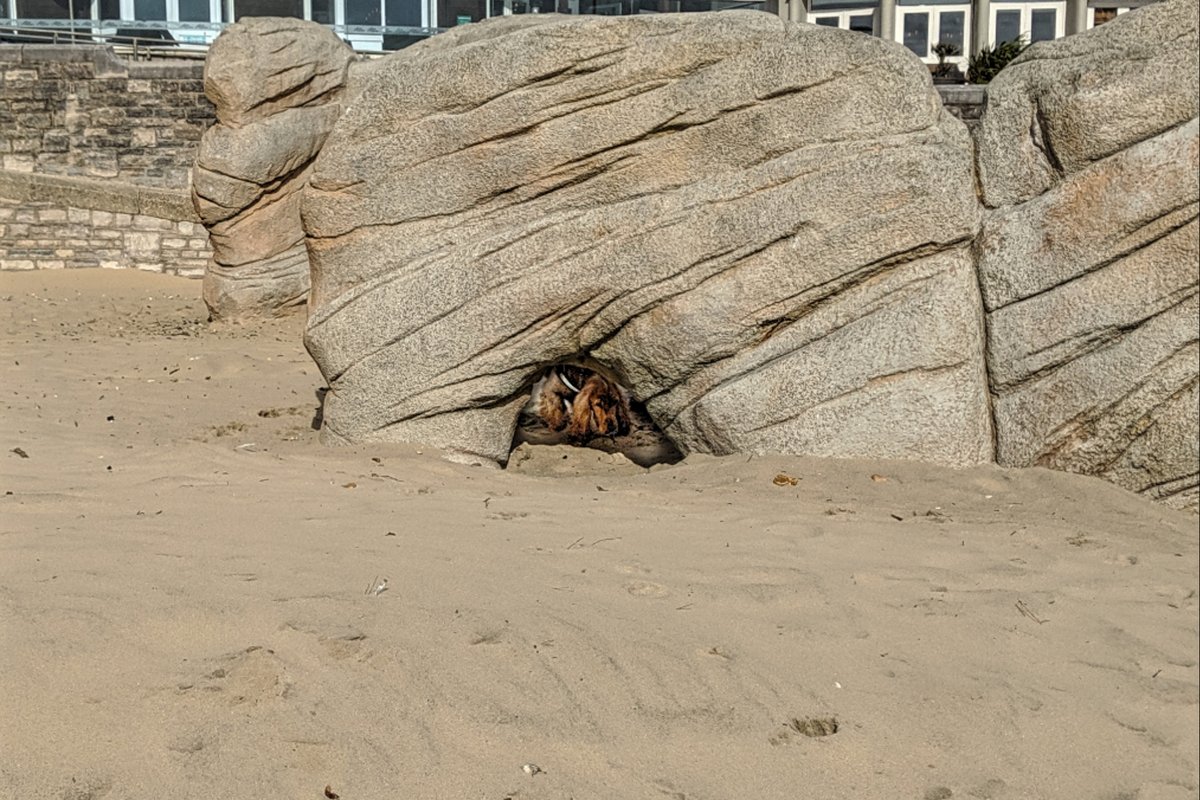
[0,44,132,75]
[936,84,988,105]
[127,60,205,79]
[0,169,199,221]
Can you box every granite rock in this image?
[303,13,991,465]
[194,18,356,320]
[978,1,1200,511]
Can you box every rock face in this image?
[976,0,1200,511]
[303,12,993,466]
[192,18,355,320]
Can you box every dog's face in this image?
[588,385,631,437]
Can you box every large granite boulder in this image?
[302,13,992,465]
[977,0,1199,511]
[193,18,356,320]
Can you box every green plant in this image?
[932,41,962,78]
[967,36,1028,84]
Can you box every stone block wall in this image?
[0,46,214,275]
[0,170,211,276]
[0,197,209,276]
[0,45,213,189]
[936,85,986,130]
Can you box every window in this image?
[15,0,89,18]
[233,0,300,16]
[437,0,485,25]
[385,0,420,23]
[806,8,876,35]
[937,9,963,50]
[849,13,872,33]
[133,0,166,19]
[176,0,208,18]
[1030,7,1055,41]
[311,0,334,22]
[345,0,380,24]
[903,11,929,55]
[994,9,1020,42]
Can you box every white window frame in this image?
[114,0,222,44]
[895,4,971,64]
[806,7,875,34]
[1087,5,1130,27]
[989,1,1065,46]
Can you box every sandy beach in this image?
[1,268,1196,800]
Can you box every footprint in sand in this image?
[625,580,669,598]
[185,646,293,706]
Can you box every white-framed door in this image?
[989,1,1064,46]
[896,4,970,64]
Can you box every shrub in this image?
[932,41,963,79]
[968,36,1028,84]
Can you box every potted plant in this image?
[932,42,964,84]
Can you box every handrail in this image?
[0,18,442,57]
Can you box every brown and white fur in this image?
[537,364,631,444]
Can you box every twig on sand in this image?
[1015,599,1047,624]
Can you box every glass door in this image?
[991,2,1064,46]
[899,4,969,64]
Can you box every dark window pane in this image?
[937,10,963,50]
[19,0,89,18]
[385,0,419,24]
[311,0,333,22]
[995,9,1020,43]
[814,16,838,27]
[849,13,873,33]
[178,0,210,21]
[134,0,167,19]
[440,0,493,20]
[235,0,302,17]
[1031,8,1055,41]
[99,0,121,20]
[903,12,928,56]
[345,0,380,24]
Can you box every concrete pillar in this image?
[788,0,804,24]
[877,0,895,41]
[1065,0,1088,36]
[972,0,991,54]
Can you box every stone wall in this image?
[0,170,210,276]
[937,84,986,130]
[0,45,213,189]
[0,46,214,275]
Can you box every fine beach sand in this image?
[2,268,1197,800]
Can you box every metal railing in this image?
[0,18,443,58]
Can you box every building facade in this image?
[1,0,1158,59]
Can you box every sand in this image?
[1,268,1197,800]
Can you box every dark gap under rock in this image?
[510,366,682,469]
